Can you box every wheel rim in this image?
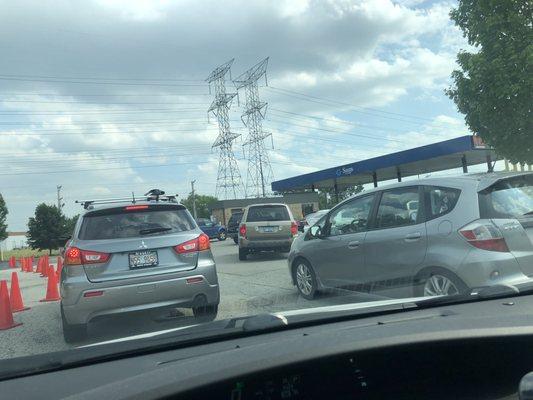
[219,232,226,239]
[423,274,459,296]
[296,264,313,296]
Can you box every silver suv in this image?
[60,194,220,343]
[238,203,298,260]
[289,172,533,300]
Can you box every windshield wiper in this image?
[523,211,533,216]
[139,227,172,235]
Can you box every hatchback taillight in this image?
[174,233,210,254]
[239,224,247,237]
[459,220,509,252]
[64,247,110,265]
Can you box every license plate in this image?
[129,251,158,268]
[259,226,277,233]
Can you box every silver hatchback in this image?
[289,172,533,300]
[60,196,220,343]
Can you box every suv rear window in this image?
[79,206,195,240]
[246,205,290,222]
[479,175,533,219]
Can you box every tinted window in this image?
[426,186,461,219]
[329,195,375,236]
[246,205,290,222]
[79,208,195,240]
[479,175,533,218]
[376,187,420,228]
[197,219,214,227]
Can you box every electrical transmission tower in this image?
[206,59,243,199]
[233,57,273,198]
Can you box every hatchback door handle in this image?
[404,232,422,241]
[348,240,360,249]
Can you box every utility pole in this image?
[233,57,273,198]
[56,185,64,210]
[191,180,197,219]
[206,59,243,200]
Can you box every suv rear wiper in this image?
[139,227,172,235]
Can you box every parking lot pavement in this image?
[0,241,401,359]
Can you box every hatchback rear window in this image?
[479,175,533,219]
[79,207,195,240]
[246,205,290,222]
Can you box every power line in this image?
[267,86,442,124]
[266,86,450,128]
[0,73,207,82]
[0,76,209,87]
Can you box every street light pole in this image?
[191,180,197,219]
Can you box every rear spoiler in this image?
[477,171,532,192]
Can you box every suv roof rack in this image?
[75,189,178,210]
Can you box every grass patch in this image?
[1,248,60,260]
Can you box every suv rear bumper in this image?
[61,264,219,325]
[240,237,293,252]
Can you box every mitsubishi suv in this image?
[289,172,533,300]
[60,192,220,343]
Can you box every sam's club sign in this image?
[336,166,354,177]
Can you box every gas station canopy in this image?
[271,135,499,192]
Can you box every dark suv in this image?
[227,212,243,244]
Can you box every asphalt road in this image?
[0,240,400,360]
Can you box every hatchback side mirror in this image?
[309,225,323,238]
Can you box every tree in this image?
[64,215,79,237]
[0,194,7,242]
[318,185,364,209]
[27,204,70,254]
[180,194,218,219]
[446,1,532,163]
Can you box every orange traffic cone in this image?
[0,280,22,330]
[40,260,48,277]
[19,257,24,272]
[10,272,29,312]
[56,257,63,279]
[40,266,61,302]
[36,257,43,274]
[27,257,33,273]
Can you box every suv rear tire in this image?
[61,305,87,344]
[192,303,218,322]
[232,236,238,244]
[238,248,248,261]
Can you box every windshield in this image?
[0,0,531,375]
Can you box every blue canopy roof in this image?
[271,135,499,192]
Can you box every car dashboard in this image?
[4,295,533,399]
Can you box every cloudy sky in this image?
[0,0,482,230]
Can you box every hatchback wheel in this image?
[218,231,227,241]
[414,269,468,297]
[294,260,318,300]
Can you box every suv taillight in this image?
[239,224,247,237]
[64,247,110,265]
[290,222,298,236]
[459,220,509,252]
[174,233,210,254]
